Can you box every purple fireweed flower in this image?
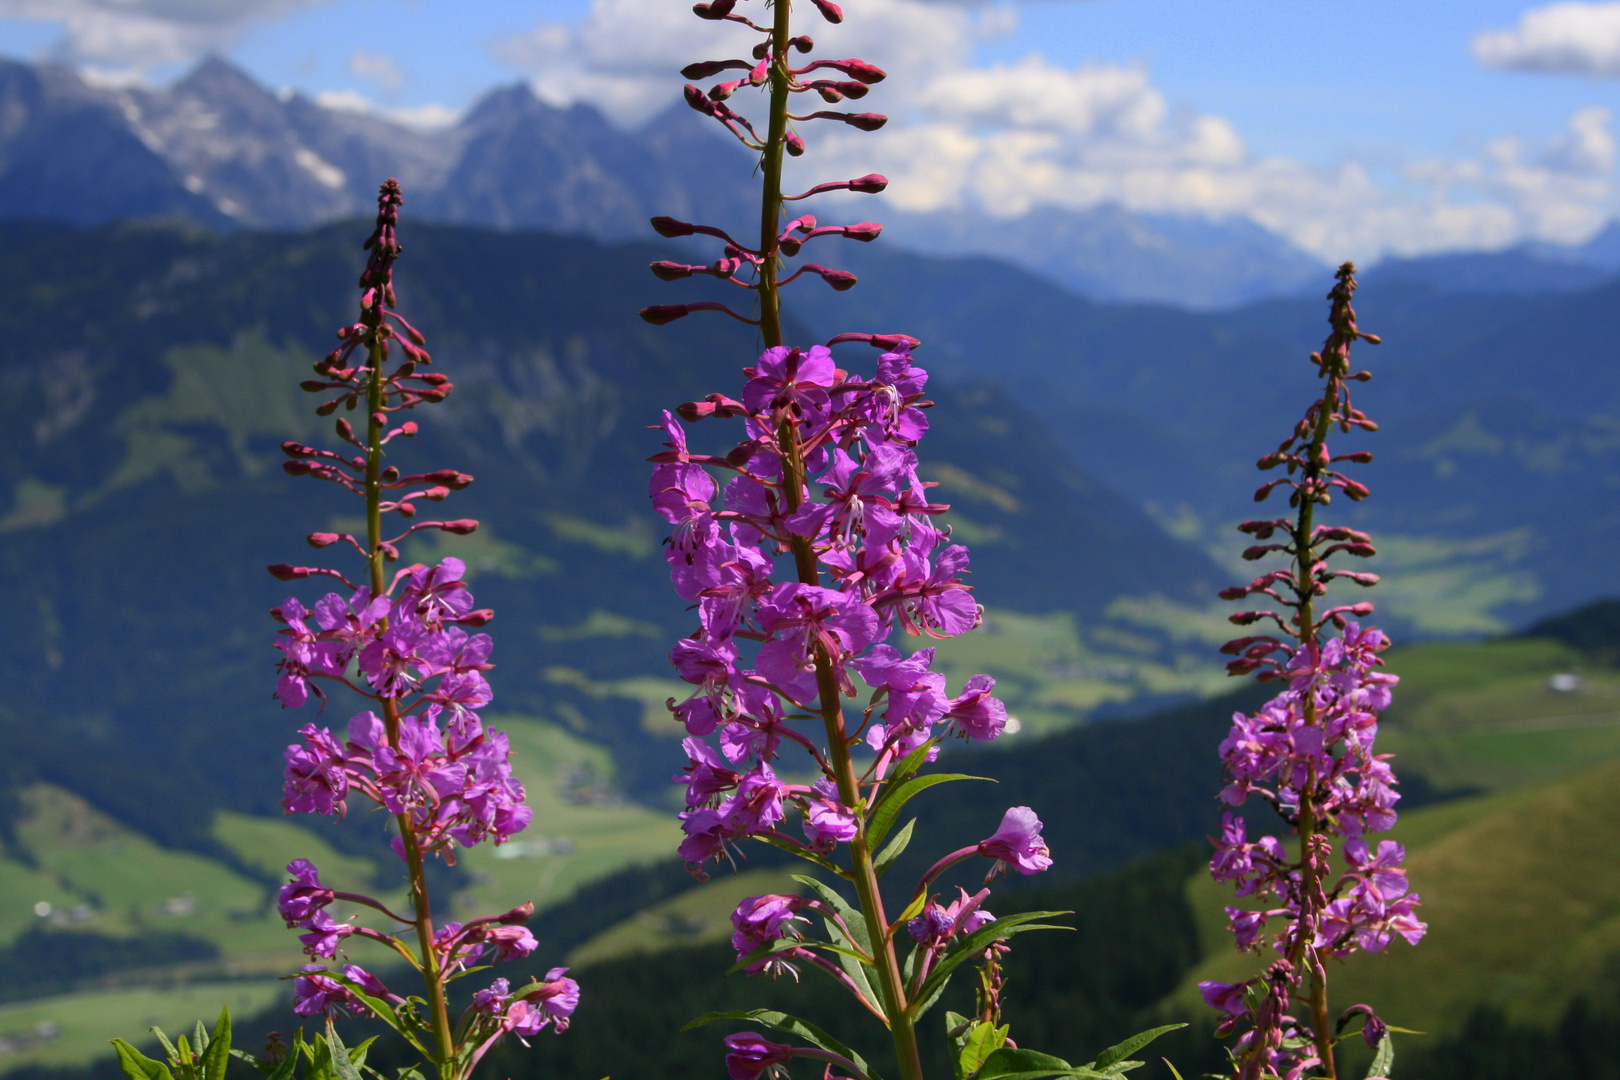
[343,964,392,1000]
[907,887,992,944]
[509,968,580,1035]
[742,345,836,418]
[720,763,788,835]
[293,966,364,1018]
[299,909,356,958]
[373,717,465,813]
[895,544,980,638]
[473,978,511,1014]
[756,583,881,703]
[945,674,1007,741]
[679,736,741,807]
[724,1032,795,1080]
[978,807,1053,876]
[282,725,350,816]
[803,779,858,847]
[486,925,539,961]
[358,621,431,698]
[278,859,335,925]
[678,806,728,865]
[731,894,807,973]
[434,922,484,971]
[1199,980,1250,1017]
[643,5,1049,1054]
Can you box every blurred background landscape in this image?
[2,1,1620,1077]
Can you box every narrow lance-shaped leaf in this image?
[872,817,915,877]
[110,1041,176,1080]
[1088,1024,1186,1072]
[200,1008,232,1080]
[868,774,984,850]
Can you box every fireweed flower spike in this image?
[644,5,1182,1080]
[269,181,576,1080]
[1206,263,1424,1080]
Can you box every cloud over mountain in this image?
[0,0,331,71]
[1474,2,1620,77]
[489,0,1620,262]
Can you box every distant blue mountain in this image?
[0,55,1341,309]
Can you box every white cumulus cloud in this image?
[1473,2,1620,77]
[491,0,1620,261]
[0,0,331,72]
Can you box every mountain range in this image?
[25,54,1618,310]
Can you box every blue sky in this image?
[3,0,1618,259]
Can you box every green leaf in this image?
[324,1022,364,1080]
[1089,1025,1186,1072]
[947,1011,975,1079]
[869,775,984,850]
[895,891,927,925]
[957,1022,1010,1080]
[794,875,881,1007]
[1364,1033,1393,1080]
[201,1008,232,1080]
[681,1009,875,1078]
[1161,1060,1185,1080]
[155,1031,182,1065]
[111,1040,177,1080]
[193,1021,209,1056]
[873,819,915,877]
[910,970,954,1022]
[328,971,420,1053]
[755,833,847,877]
[886,739,939,787]
[912,912,1072,1018]
[265,1048,300,1080]
[974,1047,1086,1080]
[791,875,871,953]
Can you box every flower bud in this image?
[841,112,886,131]
[651,260,698,281]
[809,0,843,22]
[785,130,805,156]
[806,264,857,291]
[692,0,736,19]
[650,216,697,238]
[682,59,748,79]
[684,84,718,116]
[642,303,692,325]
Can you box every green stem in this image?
[757,0,792,348]
[1283,381,1340,1080]
[778,421,926,1080]
[365,334,457,1080]
[754,7,923,1077]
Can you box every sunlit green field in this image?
[0,715,676,1075]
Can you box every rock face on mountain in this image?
[0,60,229,226]
[0,55,756,238]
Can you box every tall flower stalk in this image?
[642,4,1179,1080]
[265,181,577,1080]
[1203,264,1425,1080]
